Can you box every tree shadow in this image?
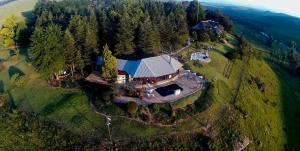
[39,92,107,134]
[0,80,4,94]
[7,91,16,109]
[268,62,300,150]
[8,66,25,78]
[21,10,35,26]
[18,47,30,61]
[9,49,16,57]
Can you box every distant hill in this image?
[203,3,300,50]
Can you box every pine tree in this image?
[186,0,205,26]
[29,24,65,80]
[101,44,117,81]
[83,13,99,66]
[115,9,135,56]
[63,29,84,77]
[137,13,158,55]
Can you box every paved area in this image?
[114,72,205,105]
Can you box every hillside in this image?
[1,0,300,150]
[203,3,300,50]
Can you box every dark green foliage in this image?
[32,0,190,60]
[186,0,205,26]
[15,21,32,47]
[63,29,84,76]
[0,109,96,150]
[101,44,117,81]
[29,24,64,80]
[206,10,234,32]
[137,12,160,55]
[115,7,136,56]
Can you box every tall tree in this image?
[137,13,159,55]
[115,8,135,56]
[186,0,205,26]
[29,24,64,80]
[101,44,117,81]
[83,13,99,66]
[63,29,84,77]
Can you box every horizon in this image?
[199,0,300,18]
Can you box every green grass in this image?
[176,35,243,129]
[0,49,106,135]
[1,30,299,150]
[232,59,286,150]
[0,0,37,25]
[269,63,300,150]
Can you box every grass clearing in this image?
[0,0,37,25]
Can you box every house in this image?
[96,55,183,84]
[191,20,224,37]
[116,55,183,84]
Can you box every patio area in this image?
[114,71,205,105]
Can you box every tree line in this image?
[29,0,200,80]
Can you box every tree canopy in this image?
[101,44,117,81]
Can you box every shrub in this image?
[225,51,239,60]
[127,101,138,114]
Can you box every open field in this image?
[0,0,37,25]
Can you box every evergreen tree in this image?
[63,29,84,77]
[101,44,117,81]
[83,13,99,66]
[186,0,205,26]
[137,13,158,55]
[115,8,135,56]
[29,24,64,80]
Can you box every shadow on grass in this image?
[21,10,35,26]
[39,92,107,134]
[0,80,4,94]
[7,91,16,109]
[39,93,75,116]
[19,47,30,61]
[268,62,300,150]
[8,66,25,78]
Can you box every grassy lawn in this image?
[0,49,107,135]
[0,0,37,25]
[0,48,172,139]
[176,34,243,130]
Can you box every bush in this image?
[225,51,239,60]
[127,101,138,114]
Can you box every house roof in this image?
[192,20,221,31]
[117,55,183,78]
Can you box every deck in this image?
[114,72,205,105]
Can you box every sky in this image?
[200,0,300,17]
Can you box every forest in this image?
[24,0,235,81]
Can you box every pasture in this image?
[0,0,37,25]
